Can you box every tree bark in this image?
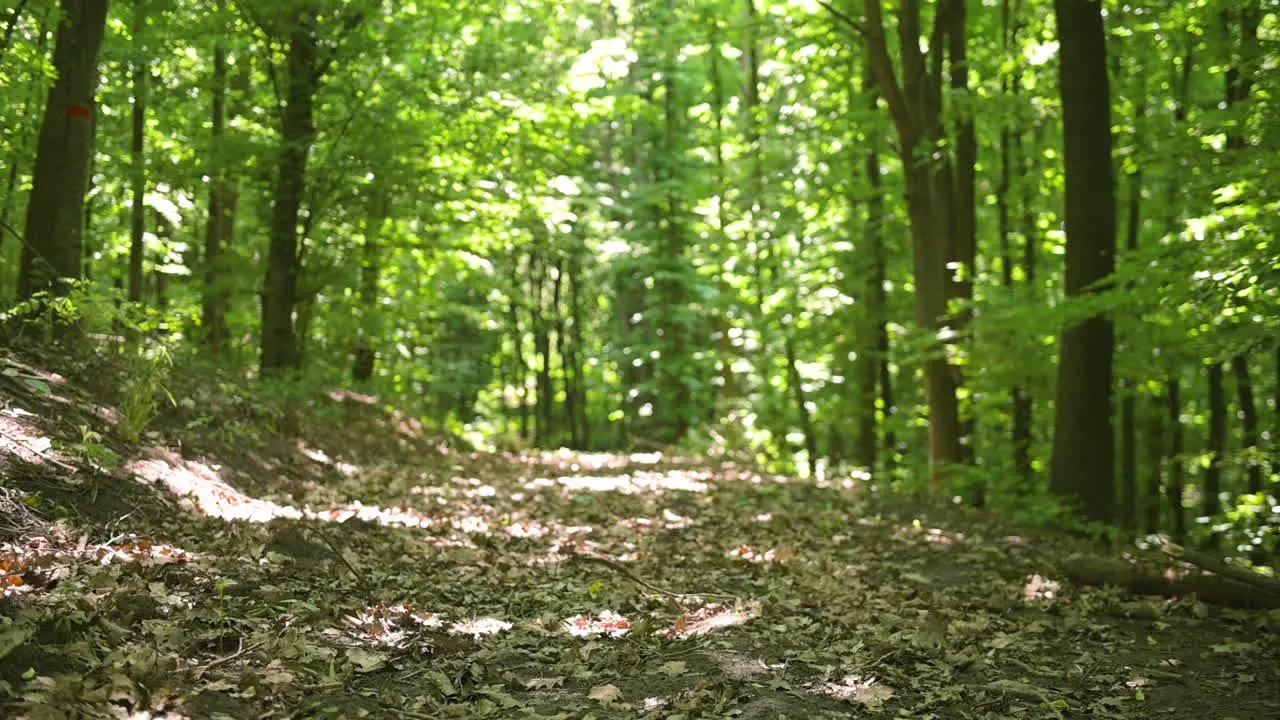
[1231,356,1262,494]
[352,183,389,383]
[17,0,110,304]
[1203,361,1226,545]
[261,15,320,374]
[1048,0,1117,524]
[861,0,964,487]
[127,0,147,305]
[1167,378,1186,542]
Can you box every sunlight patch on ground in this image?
[724,544,797,564]
[617,509,694,531]
[1,535,194,598]
[1024,574,1062,601]
[816,675,895,707]
[327,603,512,647]
[563,610,632,638]
[0,409,74,470]
[129,451,305,522]
[525,469,711,496]
[659,601,761,639]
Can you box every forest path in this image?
[0,370,1277,718]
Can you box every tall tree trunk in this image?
[201,0,242,354]
[1232,356,1262,494]
[508,253,529,440]
[1144,388,1165,533]
[851,57,881,474]
[127,1,147,304]
[784,333,817,477]
[1119,88,1145,533]
[1203,361,1226,546]
[261,18,319,374]
[352,184,389,383]
[862,0,963,488]
[1048,0,1117,524]
[566,247,588,448]
[1167,378,1186,542]
[947,0,977,476]
[17,0,110,304]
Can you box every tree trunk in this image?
[1144,389,1165,533]
[352,184,389,383]
[201,0,243,354]
[1203,361,1226,546]
[1167,378,1186,542]
[17,0,110,303]
[1231,356,1262,494]
[851,58,882,474]
[508,253,529,440]
[128,1,147,304]
[862,0,963,487]
[1048,0,1117,524]
[947,0,977,474]
[261,18,319,374]
[784,332,817,477]
[1119,98,1144,532]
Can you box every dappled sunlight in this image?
[1,534,194,598]
[1024,574,1062,601]
[617,509,695,531]
[816,675,895,707]
[563,610,632,638]
[327,603,513,648]
[658,601,761,639]
[525,469,711,496]
[724,544,797,564]
[0,408,75,470]
[129,450,305,522]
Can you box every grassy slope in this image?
[1,345,1278,719]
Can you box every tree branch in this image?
[815,0,864,36]
[863,0,914,139]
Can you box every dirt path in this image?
[0,376,1277,718]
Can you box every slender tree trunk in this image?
[1203,362,1226,548]
[261,18,319,374]
[852,58,882,474]
[352,184,389,383]
[201,0,242,354]
[566,247,588,447]
[1232,356,1263,493]
[1167,378,1186,542]
[862,0,963,487]
[128,1,147,304]
[784,333,817,476]
[17,0,110,304]
[1144,388,1165,533]
[1119,90,1145,533]
[508,253,529,440]
[947,0,977,475]
[1048,0,1117,524]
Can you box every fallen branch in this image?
[1159,542,1280,593]
[1060,553,1280,610]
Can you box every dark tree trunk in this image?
[1144,391,1165,533]
[352,185,389,383]
[1048,0,1117,524]
[201,0,243,354]
[508,253,529,440]
[784,333,817,477]
[1203,361,1226,546]
[532,250,553,445]
[17,0,109,303]
[127,1,146,304]
[261,18,319,375]
[947,0,977,475]
[1011,124,1040,484]
[863,0,964,488]
[1167,378,1186,542]
[566,247,588,448]
[1232,355,1263,494]
[852,58,882,475]
[1119,99,1144,532]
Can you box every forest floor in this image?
[1,347,1278,720]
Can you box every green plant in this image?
[117,344,175,444]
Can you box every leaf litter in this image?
[1,360,1279,718]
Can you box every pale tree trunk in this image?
[1048,0,1118,524]
[17,0,110,304]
